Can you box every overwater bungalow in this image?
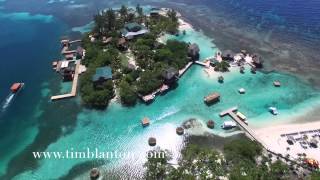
[120,22,149,39]
[204,92,220,105]
[187,43,200,61]
[92,66,112,86]
[222,50,235,61]
[162,67,179,85]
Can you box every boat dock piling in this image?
[51,60,81,101]
[219,107,268,148]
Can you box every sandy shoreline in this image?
[256,121,320,162]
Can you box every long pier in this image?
[51,60,81,101]
[178,62,193,77]
[220,107,268,148]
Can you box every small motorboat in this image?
[10,83,24,93]
[269,107,278,115]
[221,121,237,130]
[236,111,248,124]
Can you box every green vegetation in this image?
[144,138,314,179]
[80,5,189,108]
[214,60,230,72]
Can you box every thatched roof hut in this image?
[207,120,215,129]
[176,127,184,135]
[218,76,224,83]
[148,137,157,146]
[90,168,100,180]
[141,117,150,127]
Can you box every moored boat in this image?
[269,107,278,115]
[236,111,248,124]
[221,121,237,130]
[204,92,220,105]
[10,83,24,93]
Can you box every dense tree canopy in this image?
[143,138,312,180]
[80,5,185,108]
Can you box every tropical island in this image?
[46,4,320,180]
[79,5,199,108]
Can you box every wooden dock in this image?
[179,62,193,77]
[195,61,210,67]
[220,107,268,148]
[51,60,81,101]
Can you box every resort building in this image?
[162,67,179,85]
[92,66,112,85]
[120,23,149,39]
[187,43,200,61]
[149,8,161,18]
[102,36,113,44]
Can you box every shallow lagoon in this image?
[13,28,320,179]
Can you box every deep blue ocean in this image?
[0,0,319,179]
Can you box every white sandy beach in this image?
[256,121,320,162]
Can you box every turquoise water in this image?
[11,28,320,179]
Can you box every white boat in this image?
[269,107,278,115]
[238,88,245,94]
[236,111,248,124]
[221,121,237,130]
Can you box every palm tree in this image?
[214,60,230,72]
[119,5,128,21]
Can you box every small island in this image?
[79,5,199,109]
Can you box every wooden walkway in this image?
[178,62,193,77]
[220,107,268,148]
[51,60,81,101]
[195,61,209,67]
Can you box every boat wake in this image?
[1,93,15,113]
[155,107,180,121]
